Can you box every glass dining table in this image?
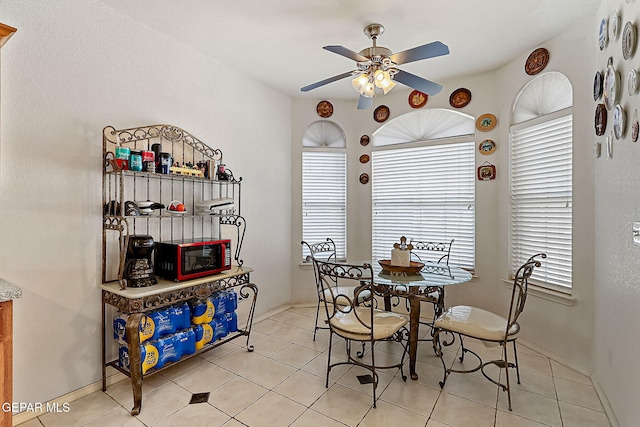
[366,260,473,380]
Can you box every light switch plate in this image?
[633,222,640,246]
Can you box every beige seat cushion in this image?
[329,307,408,341]
[434,305,518,342]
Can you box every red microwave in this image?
[154,239,232,281]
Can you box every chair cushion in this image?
[323,287,371,305]
[329,307,408,341]
[434,305,518,342]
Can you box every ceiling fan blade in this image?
[393,69,443,96]
[357,95,373,110]
[323,45,369,62]
[301,71,354,92]
[390,41,449,65]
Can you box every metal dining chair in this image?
[432,253,546,411]
[312,258,409,408]
[301,239,371,340]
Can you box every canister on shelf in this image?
[160,152,172,174]
[130,150,143,172]
[115,146,130,170]
[142,150,155,173]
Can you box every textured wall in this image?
[0,0,291,405]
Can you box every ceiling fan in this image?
[301,23,450,110]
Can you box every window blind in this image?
[302,151,347,259]
[371,141,475,270]
[510,114,572,291]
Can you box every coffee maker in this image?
[123,235,157,287]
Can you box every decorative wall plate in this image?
[610,10,620,40]
[622,21,636,60]
[360,134,370,146]
[478,139,496,155]
[632,109,639,142]
[449,88,472,108]
[408,90,428,108]
[603,59,619,111]
[628,69,639,95]
[599,18,609,50]
[476,113,497,132]
[614,104,626,140]
[595,103,607,136]
[373,105,390,122]
[359,173,369,184]
[477,163,496,181]
[525,48,549,75]
[359,154,370,164]
[316,100,334,117]
[594,71,604,100]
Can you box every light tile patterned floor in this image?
[18,307,612,427]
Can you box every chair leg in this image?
[432,329,449,388]
[325,331,334,388]
[512,340,521,384]
[370,339,377,408]
[313,298,322,341]
[458,334,466,362]
[503,343,513,411]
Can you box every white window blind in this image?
[371,141,475,270]
[302,151,346,259]
[510,113,572,291]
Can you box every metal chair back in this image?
[409,239,454,265]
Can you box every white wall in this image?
[0,0,292,405]
[290,11,597,394]
[593,1,640,426]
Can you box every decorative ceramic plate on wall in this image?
[599,18,609,50]
[476,113,497,132]
[478,139,496,155]
[524,48,550,75]
[628,69,639,95]
[359,173,369,184]
[632,109,639,142]
[614,104,626,140]
[373,105,390,122]
[594,71,604,100]
[359,154,370,164]
[595,103,607,136]
[408,90,428,108]
[603,58,619,111]
[360,135,370,146]
[316,100,334,117]
[622,21,637,60]
[610,11,620,40]
[449,88,472,108]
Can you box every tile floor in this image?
[18,306,611,427]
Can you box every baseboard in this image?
[590,375,621,427]
[12,371,127,426]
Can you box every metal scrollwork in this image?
[219,215,246,266]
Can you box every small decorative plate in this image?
[629,69,639,95]
[594,71,604,100]
[599,18,609,50]
[595,103,607,136]
[610,11,620,40]
[476,113,497,132]
[408,90,428,108]
[360,134,370,146]
[525,48,550,75]
[614,104,626,140]
[449,88,472,108]
[632,109,639,142]
[603,59,619,111]
[478,139,496,155]
[316,100,333,118]
[373,105,390,122]
[359,173,369,184]
[359,154,370,164]
[622,21,636,60]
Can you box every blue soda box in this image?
[194,323,214,350]
[154,329,196,370]
[225,311,238,333]
[149,307,176,340]
[113,312,155,344]
[118,341,160,375]
[224,290,238,313]
[190,299,215,324]
[211,292,227,319]
[212,317,228,341]
[172,302,191,330]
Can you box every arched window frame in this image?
[301,120,347,260]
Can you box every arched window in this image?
[302,121,347,259]
[510,71,573,292]
[371,109,476,269]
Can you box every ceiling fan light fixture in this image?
[352,73,369,92]
[382,80,396,94]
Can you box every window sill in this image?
[501,279,576,306]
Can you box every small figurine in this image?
[391,236,413,267]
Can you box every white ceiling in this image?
[99,0,600,101]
